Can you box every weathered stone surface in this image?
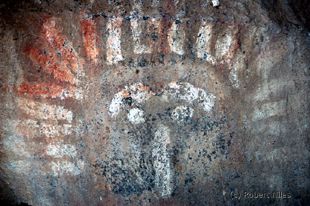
[0,0,309,205]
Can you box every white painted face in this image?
[6,8,241,181]
[105,81,219,197]
[108,81,215,121]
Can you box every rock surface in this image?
[0,0,309,205]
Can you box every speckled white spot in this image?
[215,31,233,58]
[58,88,84,100]
[229,54,245,88]
[109,92,124,118]
[50,160,84,176]
[39,123,72,137]
[46,143,77,158]
[74,88,84,100]
[129,83,153,103]
[18,98,73,123]
[127,108,145,124]
[229,66,240,88]
[196,21,216,64]
[168,20,185,55]
[17,119,72,137]
[171,106,194,123]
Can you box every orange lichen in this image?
[121,90,130,98]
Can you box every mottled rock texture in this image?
[0,0,309,205]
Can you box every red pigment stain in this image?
[159,0,175,55]
[25,46,75,84]
[17,82,66,98]
[42,18,80,72]
[81,16,99,63]
[223,26,241,64]
[159,18,172,54]
[18,16,84,98]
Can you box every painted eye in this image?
[171,106,194,123]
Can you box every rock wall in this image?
[0,0,309,205]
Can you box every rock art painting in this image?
[0,0,309,205]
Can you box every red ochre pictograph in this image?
[17,15,92,99]
[11,15,94,176]
[80,13,99,64]
[10,7,243,177]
